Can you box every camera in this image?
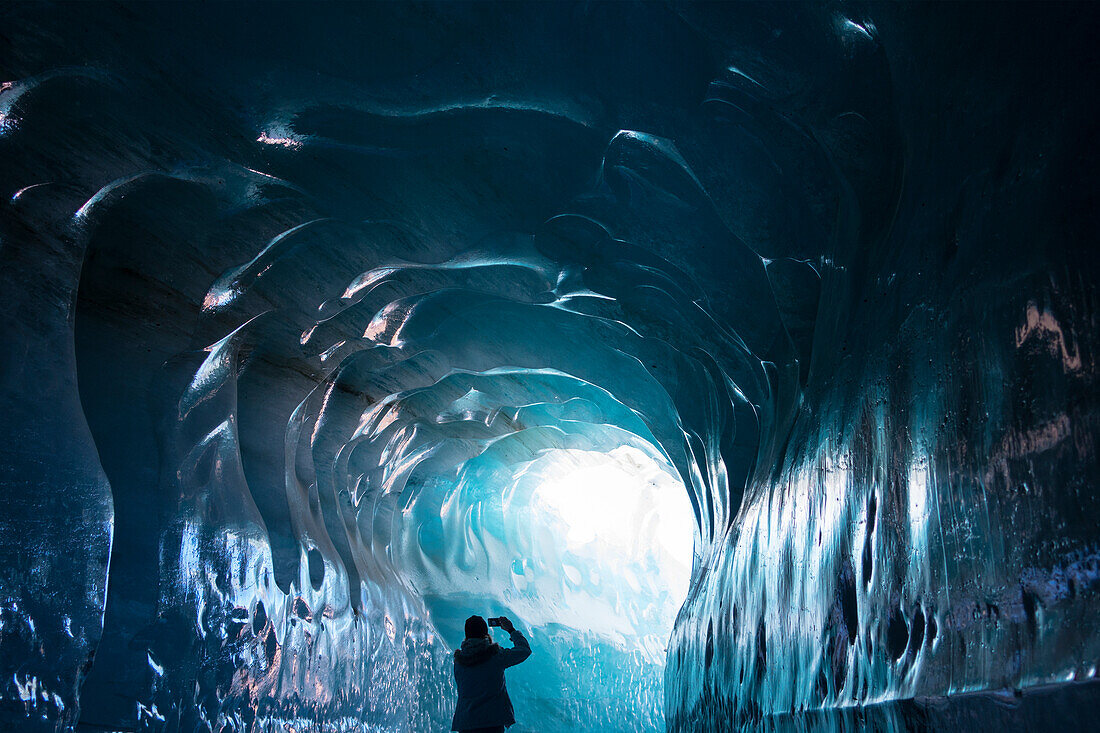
[487,617,503,627]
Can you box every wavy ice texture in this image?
[1,2,1099,732]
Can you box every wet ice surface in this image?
[1,2,1099,731]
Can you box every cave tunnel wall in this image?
[0,2,1098,732]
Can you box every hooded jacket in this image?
[451,629,531,731]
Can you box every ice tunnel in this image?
[1,2,1099,731]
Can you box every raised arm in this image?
[496,617,531,667]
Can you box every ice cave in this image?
[1,2,1098,731]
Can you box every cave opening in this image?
[403,442,696,731]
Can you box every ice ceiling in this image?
[1,2,1099,732]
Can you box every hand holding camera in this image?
[487,616,515,633]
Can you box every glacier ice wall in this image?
[1,2,1098,731]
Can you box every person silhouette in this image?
[451,615,532,733]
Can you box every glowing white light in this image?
[531,446,695,599]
